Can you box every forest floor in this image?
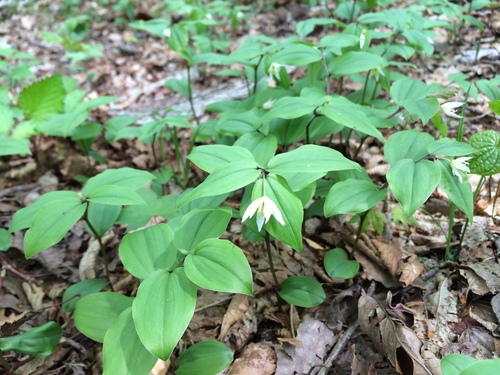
[0,1,500,374]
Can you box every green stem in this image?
[349,0,357,22]
[352,211,369,254]
[84,216,114,291]
[361,70,371,104]
[444,203,455,261]
[305,113,318,144]
[186,65,200,126]
[253,55,264,95]
[265,232,280,293]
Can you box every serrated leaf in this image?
[278,276,325,307]
[133,268,196,360]
[103,308,157,375]
[18,73,65,120]
[184,238,253,295]
[74,292,133,343]
[24,198,86,258]
[324,179,386,216]
[387,159,441,217]
[467,130,500,176]
[119,224,177,279]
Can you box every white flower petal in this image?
[441,102,465,119]
[242,197,263,222]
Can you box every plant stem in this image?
[444,203,455,261]
[253,55,264,95]
[0,350,10,372]
[290,304,296,338]
[84,217,114,291]
[361,70,371,104]
[186,65,200,126]
[352,211,369,254]
[305,113,318,144]
[349,0,357,22]
[265,232,280,293]
[321,48,331,95]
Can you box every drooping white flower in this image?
[242,196,285,231]
[427,36,434,45]
[268,63,283,81]
[441,102,464,119]
[360,29,367,49]
[263,99,275,109]
[371,66,385,82]
[163,28,171,38]
[450,157,472,183]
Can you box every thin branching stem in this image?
[265,231,280,293]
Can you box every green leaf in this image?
[405,98,440,125]
[467,130,500,176]
[324,248,359,279]
[267,144,361,175]
[10,191,81,232]
[129,18,170,37]
[85,185,146,205]
[440,354,477,375]
[62,279,108,313]
[174,208,232,254]
[24,197,86,258]
[390,78,428,105]
[0,228,12,251]
[103,308,157,375]
[165,78,191,99]
[0,137,31,156]
[384,130,434,165]
[278,276,325,307]
[437,160,473,222]
[35,111,89,137]
[177,162,260,207]
[489,100,500,115]
[133,268,197,360]
[74,292,133,343]
[271,44,322,66]
[234,132,278,167]
[263,175,303,251]
[324,179,387,216]
[427,138,478,157]
[86,202,121,237]
[318,98,384,141]
[184,238,253,295]
[18,73,65,120]
[459,358,500,375]
[188,145,257,173]
[296,18,344,38]
[258,96,316,125]
[82,168,155,199]
[0,322,62,358]
[176,341,233,375]
[329,52,388,76]
[387,159,441,217]
[119,224,177,279]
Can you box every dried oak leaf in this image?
[228,342,276,375]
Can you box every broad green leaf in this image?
[104,116,136,142]
[271,44,322,66]
[119,224,176,279]
[165,78,191,99]
[103,308,157,375]
[74,292,133,343]
[234,132,278,167]
[403,29,434,56]
[174,208,232,254]
[0,103,14,132]
[188,145,257,173]
[82,168,155,199]
[405,98,440,124]
[36,111,89,137]
[467,130,500,176]
[324,248,359,279]
[319,98,384,141]
[460,358,500,375]
[267,144,361,174]
[437,160,473,221]
[129,18,170,37]
[133,268,197,360]
[489,100,500,115]
[280,171,326,192]
[177,162,260,207]
[262,175,303,251]
[0,228,12,251]
[278,276,325,307]
[440,354,477,375]
[387,159,441,217]
[176,340,233,375]
[258,96,316,125]
[18,73,65,120]
[390,78,428,106]
[324,179,386,216]
[296,18,344,38]
[0,137,31,156]
[86,202,121,237]
[62,279,108,313]
[427,138,477,157]
[0,322,61,358]
[329,52,388,76]
[269,116,310,146]
[384,130,434,165]
[184,238,253,295]
[85,185,146,206]
[10,191,81,232]
[217,110,259,136]
[24,198,86,257]
[295,181,316,207]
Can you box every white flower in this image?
[427,36,434,45]
[242,196,286,231]
[371,66,385,82]
[163,28,171,38]
[360,29,367,49]
[268,63,282,80]
[450,157,472,183]
[263,99,275,109]
[441,102,464,119]
[236,11,244,20]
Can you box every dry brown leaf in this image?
[22,282,45,310]
[228,342,276,375]
[218,294,249,340]
[277,337,303,346]
[463,262,500,294]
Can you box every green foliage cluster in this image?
[1,0,499,373]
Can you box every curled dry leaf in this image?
[219,294,249,340]
[79,232,115,280]
[228,342,276,375]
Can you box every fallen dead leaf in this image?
[219,294,249,340]
[228,342,276,375]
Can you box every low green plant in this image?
[441,354,500,375]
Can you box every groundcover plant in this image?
[0,0,499,374]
